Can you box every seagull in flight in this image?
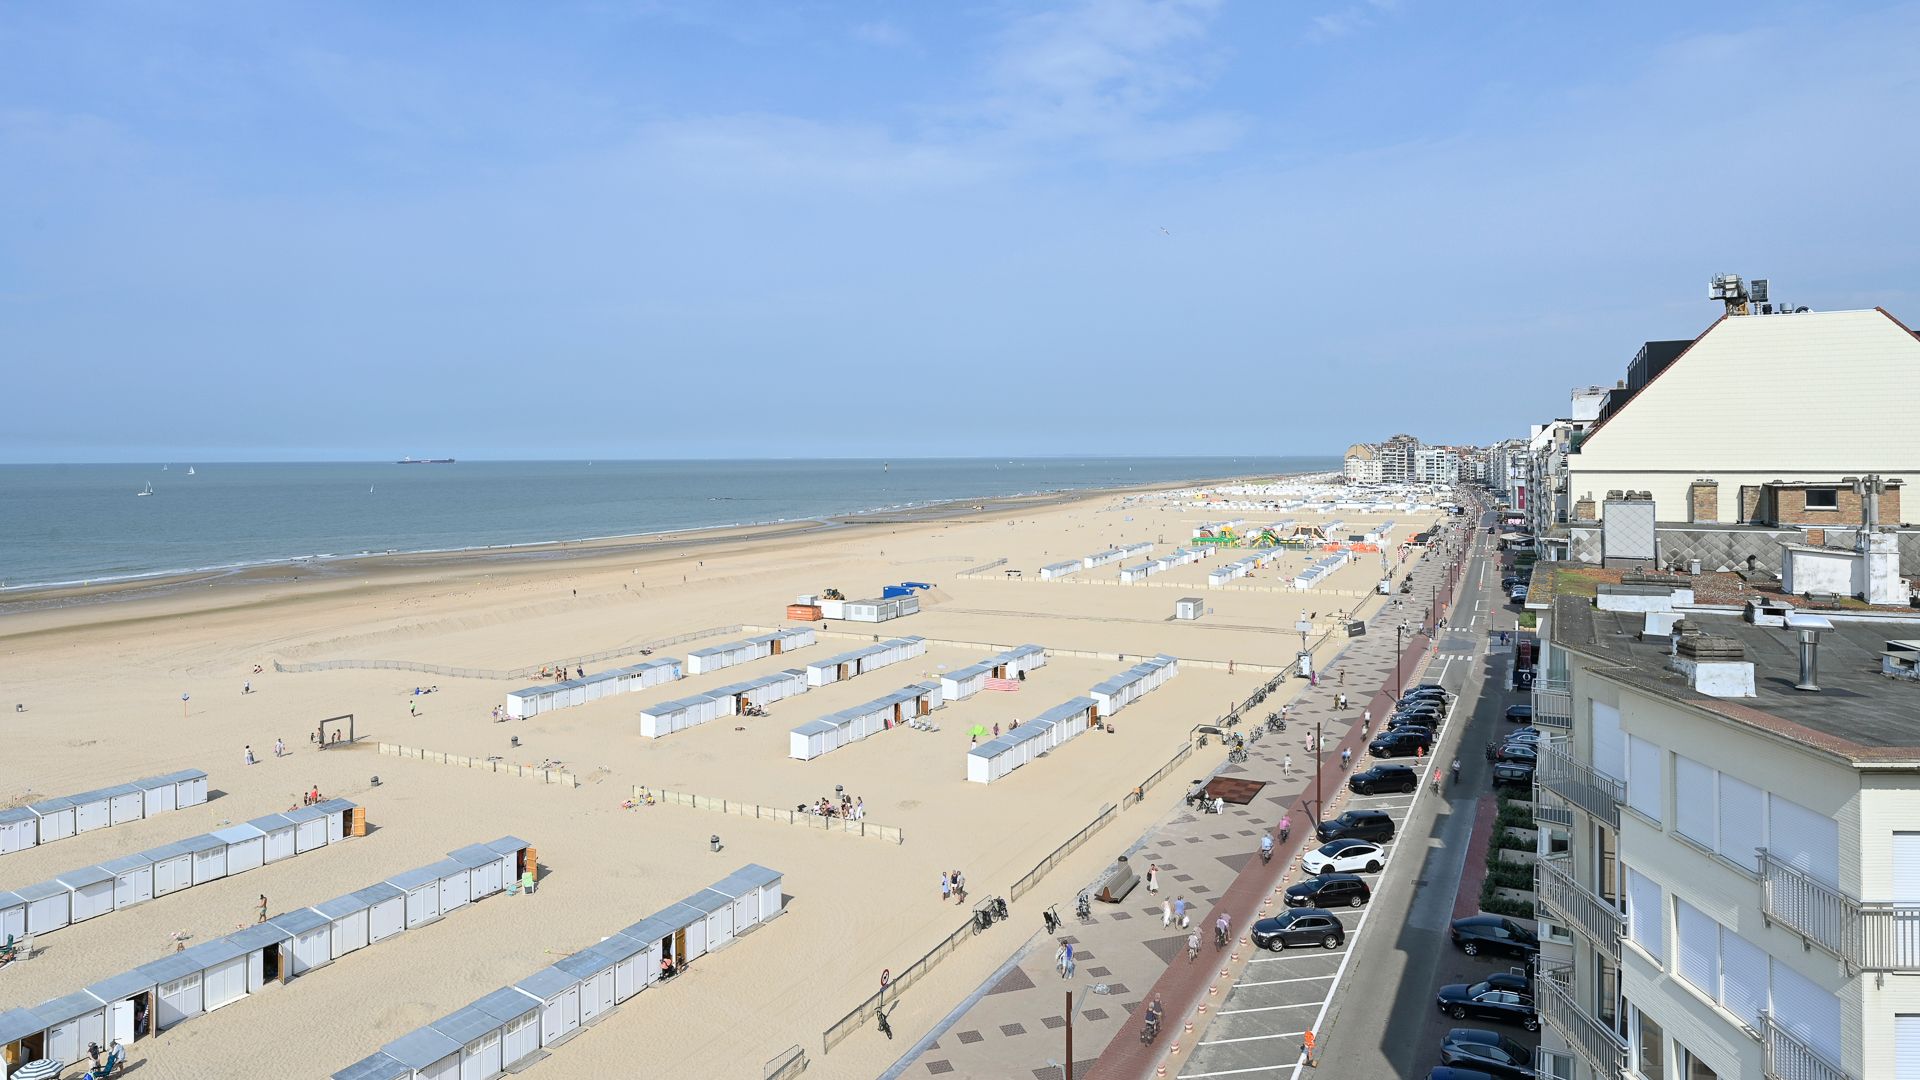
[1160,226,1171,236]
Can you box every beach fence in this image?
[822,915,975,1055]
[646,788,904,844]
[764,1045,809,1079]
[1123,741,1196,810]
[955,558,1008,579]
[1009,802,1118,903]
[273,625,743,680]
[379,743,580,788]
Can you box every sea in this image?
[0,457,1337,591]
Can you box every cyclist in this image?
[1260,832,1275,863]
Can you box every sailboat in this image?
[187,466,196,475]
[137,482,154,497]
[369,483,375,493]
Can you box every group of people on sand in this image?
[286,785,325,811]
[805,793,864,819]
[538,665,585,681]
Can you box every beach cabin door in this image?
[204,956,248,1011]
[406,885,439,926]
[503,1012,539,1064]
[540,989,580,1044]
[0,900,23,940]
[461,1032,502,1080]
[0,816,31,853]
[157,973,201,1029]
[113,867,153,908]
[108,999,134,1045]
[327,811,346,843]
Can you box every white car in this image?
[1301,839,1386,875]
[1504,728,1546,745]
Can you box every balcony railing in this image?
[1538,964,1627,1080]
[1532,677,1572,730]
[1537,855,1624,959]
[1535,789,1574,829]
[1762,1011,1854,1080]
[1538,744,1621,829]
[1761,850,1920,973]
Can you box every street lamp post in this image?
[1396,623,1406,693]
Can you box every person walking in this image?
[257,894,268,923]
[952,870,966,904]
[1174,895,1188,927]
[1279,814,1292,843]
[1363,708,1371,733]
[1283,753,1293,778]
[409,699,417,717]
[273,737,285,758]
[940,872,951,904]
[243,745,255,765]
[1162,898,1173,927]
[1341,747,1352,771]
[1302,1030,1318,1067]
[1147,863,1159,893]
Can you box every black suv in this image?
[1491,760,1535,788]
[1284,874,1371,909]
[1503,704,1533,724]
[1250,908,1346,951]
[1369,729,1432,758]
[1316,809,1396,844]
[1449,915,1539,960]
[1349,764,1418,795]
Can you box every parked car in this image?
[1349,764,1419,795]
[1250,907,1347,951]
[1429,1069,1502,1080]
[1302,839,1386,875]
[1503,704,1533,724]
[1488,743,1538,766]
[1284,874,1372,909]
[1369,730,1432,758]
[1392,709,1443,729]
[1504,728,1544,745]
[1491,761,1535,788]
[1435,981,1541,1030]
[1440,1028,1537,1079]
[1387,716,1438,735]
[1316,809,1396,844]
[1508,586,1528,603]
[1449,915,1539,960]
[1402,688,1452,708]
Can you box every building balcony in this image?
[1532,677,1573,730]
[1539,963,1628,1080]
[1538,744,1621,829]
[1535,789,1574,829]
[1761,850,1920,973]
[1537,855,1624,960]
[1761,1011,1855,1080]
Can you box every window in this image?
[1676,899,1719,997]
[1897,1015,1920,1080]
[1631,1004,1666,1078]
[1804,488,1839,510]
[1719,927,1768,1028]
[1770,959,1842,1064]
[1592,700,1625,782]
[1538,1049,1576,1080]
[1681,1046,1720,1080]
[1625,865,1665,961]
[1767,794,1839,886]
[1628,736,1663,822]
[1716,773,1765,872]
[1674,754,1716,846]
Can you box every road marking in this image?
[1182,1059,1303,1077]
[1221,1001,1323,1016]
[1196,1031,1308,1046]
[1234,974,1336,988]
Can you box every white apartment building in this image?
[1531,584,1920,1080]
[1415,446,1461,485]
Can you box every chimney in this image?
[1795,628,1821,691]
[1669,629,1757,698]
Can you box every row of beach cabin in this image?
[788,682,943,760]
[939,644,1047,702]
[1207,547,1290,586]
[0,769,208,856]
[1116,546,1212,584]
[1293,553,1349,589]
[686,629,816,676]
[1037,560,1081,580]
[1190,519,1246,538]
[639,669,808,739]
[503,658,682,720]
[0,800,361,942]
[803,636,925,687]
[1083,542,1153,570]
[966,655,1179,784]
[332,864,784,1080]
[0,837,530,1070]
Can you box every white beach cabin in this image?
[381,1025,464,1080]
[138,951,205,1031]
[104,783,146,826]
[446,843,507,901]
[516,965,584,1047]
[485,835,533,886]
[426,858,471,915]
[687,888,736,950]
[711,863,783,930]
[17,880,71,934]
[0,891,24,941]
[28,796,77,844]
[182,832,230,884]
[592,928,654,1003]
[144,839,196,897]
[82,968,157,1047]
[133,773,178,816]
[552,948,616,1027]
[101,852,155,910]
[69,789,113,834]
[358,882,408,945]
[313,891,373,959]
[248,813,299,864]
[614,913,673,994]
[58,866,116,924]
[470,987,543,1072]
[33,991,108,1068]
[213,823,267,875]
[269,907,335,977]
[186,936,256,1012]
[0,807,36,854]
[429,1000,511,1080]
[283,804,331,853]
[226,921,294,991]
[387,864,445,928]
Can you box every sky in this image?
[3,1,1917,462]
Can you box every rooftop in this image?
[1552,595,1920,758]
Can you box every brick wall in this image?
[1769,485,1904,527]
[1688,480,1720,524]
[1739,485,1762,524]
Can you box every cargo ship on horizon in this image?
[395,456,456,464]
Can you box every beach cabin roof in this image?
[15,880,70,903]
[470,986,540,1025]
[28,795,76,816]
[155,767,209,785]
[179,833,228,854]
[794,717,837,738]
[313,798,356,816]
[422,857,466,881]
[515,965,580,999]
[247,812,297,833]
[683,889,733,916]
[143,838,196,862]
[484,835,531,858]
[383,1027,463,1070]
[350,882,405,907]
[386,864,446,892]
[57,865,115,890]
[0,1007,44,1045]
[269,908,330,936]
[34,990,105,1029]
[182,936,248,970]
[282,804,329,826]
[0,890,22,911]
[580,933,647,964]
[212,823,265,845]
[99,853,153,876]
[313,892,373,920]
[714,863,781,898]
[333,1052,411,1080]
[84,969,158,1006]
[0,806,33,826]
[617,913,677,945]
[133,773,174,792]
[446,843,501,871]
[226,922,292,953]
[137,951,205,987]
[429,1003,500,1045]
[99,782,144,800]
[554,948,615,980]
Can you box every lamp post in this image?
[1396,623,1406,693]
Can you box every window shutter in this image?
[1674,754,1715,846]
[1717,773,1765,873]
[1767,794,1839,886]
[1770,958,1842,1064]
[1896,1015,1920,1080]
[1718,927,1768,1029]
[1592,700,1625,783]
[1625,866,1664,960]
[1676,899,1720,998]
[1628,736,1663,822]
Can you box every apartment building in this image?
[1530,581,1920,1080]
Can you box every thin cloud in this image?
[852,20,909,47]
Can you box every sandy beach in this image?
[0,479,1441,1079]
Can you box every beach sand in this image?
[0,483,1440,1079]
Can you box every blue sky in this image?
[3,1,1916,461]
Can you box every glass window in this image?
[1681,1046,1719,1080]
[1633,1005,1666,1077]
[1805,488,1839,510]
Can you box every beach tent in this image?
[552,948,616,1027]
[248,813,298,864]
[83,968,156,1046]
[139,951,206,1030]
[381,1026,463,1080]
[356,882,408,944]
[447,844,507,900]
[182,832,229,885]
[213,823,266,875]
[283,805,331,853]
[70,789,113,833]
[334,1052,411,1080]
[0,891,24,940]
[27,797,75,844]
[144,839,195,897]
[17,880,70,934]
[185,936,254,1012]
[387,864,445,928]
[269,908,334,977]
[313,892,373,958]
[0,806,36,854]
[33,991,107,1067]
[516,965,583,1047]
[712,864,782,930]
[429,1001,509,1080]
[225,921,292,992]
[589,930,653,1003]
[686,889,736,950]
[58,866,116,924]
[101,853,155,910]
[469,987,542,1071]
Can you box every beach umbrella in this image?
[12,1060,63,1080]
[969,724,989,738]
